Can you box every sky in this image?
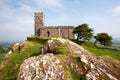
[0,0,120,42]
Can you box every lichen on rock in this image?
[17,54,64,80]
[14,38,120,80]
[42,39,56,54]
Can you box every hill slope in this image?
[0,37,120,80]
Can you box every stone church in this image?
[34,12,75,38]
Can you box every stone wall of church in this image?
[34,12,75,38]
[39,26,74,38]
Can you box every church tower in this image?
[34,12,45,36]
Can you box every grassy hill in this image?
[0,37,120,79]
[72,40,120,61]
[83,46,120,61]
[0,37,49,79]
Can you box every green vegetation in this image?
[56,54,84,80]
[71,39,96,48]
[94,33,112,46]
[0,53,6,63]
[73,24,113,46]
[0,36,119,79]
[70,67,81,80]
[72,39,120,61]
[54,46,69,54]
[53,40,69,54]
[83,46,120,61]
[0,43,11,64]
[27,36,49,43]
[70,57,86,80]
[53,40,85,80]
[73,23,93,41]
[0,36,49,79]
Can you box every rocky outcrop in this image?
[5,41,32,58]
[17,54,64,80]
[11,43,20,53]
[11,41,28,53]
[5,50,12,58]
[0,43,21,70]
[42,39,56,54]
[17,38,120,80]
[0,41,33,71]
[55,38,120,80]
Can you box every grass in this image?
[83,46,120,61]
[54,39,83,80]
[0,53,6,63]
[56,54,82,80]
[71,39,120,61]
[27,36,50,43]
[70,67,81,80]
[53,39,69,55]
[0,36,48,79]
[53,46,69,55]
[1,37,119,79]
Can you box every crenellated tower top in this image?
[34,12,45,36]
[34,12,45,28]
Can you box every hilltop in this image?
[0,37,120,80]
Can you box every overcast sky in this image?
[0,0,120,42]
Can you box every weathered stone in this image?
[16,38,120,80]
[11,43,20,53]
[17,54,64,80]
[5,50,12,58]
[5,43,20,58]
[54,38,120,80]
[42,39,56,54]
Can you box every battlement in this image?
[34,12,44,17]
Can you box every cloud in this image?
[0,0,64,42]
[22,0,64,11]
[37,0,63,9]
[19,3,34,12]
[46,13,70,25]
[73,0,80,4]
[0,0,34,41]
[112,6,120,16]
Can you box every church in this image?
[34,12,75,38]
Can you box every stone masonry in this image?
[34,12,75,38]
